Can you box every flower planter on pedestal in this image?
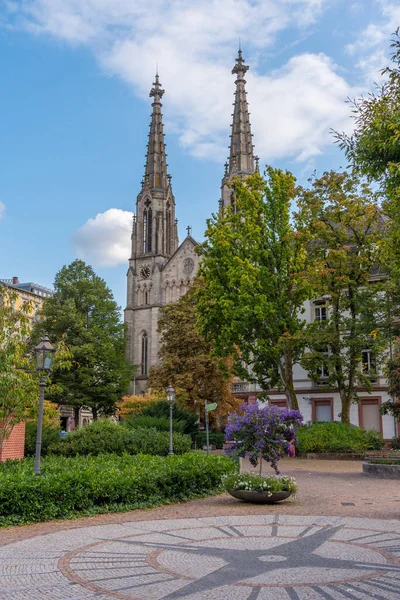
[228,489,292,504]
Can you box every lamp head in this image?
[166,384,176,405]
[35,334,55,372]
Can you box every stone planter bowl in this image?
[362,461,400,479]
[228,489,292,504]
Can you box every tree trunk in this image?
[92,406,98,421]
[279,343,299,411]
[340,390,351,425]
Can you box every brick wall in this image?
[0,422,26,461]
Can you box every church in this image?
[124,49,397,441]
[124,49,256,394]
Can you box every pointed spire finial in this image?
[232,47,249,80]
[150,71,164,103]
[255,155,260,172]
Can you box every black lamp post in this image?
[34,334,55,475]
[166,384,176,456]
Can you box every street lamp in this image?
[166,384,176,456]
[34,334,55,475]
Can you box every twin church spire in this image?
[143,72,169,191]
[228,49,256,175]
[135,46,257,252]
[221,49,257,209]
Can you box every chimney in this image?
[12,277,19,285]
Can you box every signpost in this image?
[204,401,217,455]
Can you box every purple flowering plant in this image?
[225,403,303,474]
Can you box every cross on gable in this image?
[186,225,192,237]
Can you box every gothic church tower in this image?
[221,49,257,209]
[125,74,199,393]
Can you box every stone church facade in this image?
[124,50,255,393]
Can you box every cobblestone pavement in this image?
[1,460,400,599]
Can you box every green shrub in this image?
[141,401,199,436]
[0,453,237,525]
[296,422,384,454]
[24,421,62,456]
[391,437,400,450]
[49,420,191,457]
[124,414,186,434]
[193,433,225,449]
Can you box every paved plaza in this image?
[1,460,399,600]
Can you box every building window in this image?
[312,399,333,422]
[144,291,149,305]
[143,206,152,253]
[362,349,377,381]
[166,210,172,254]
[270,400,288,410]
[141,332,148,375]
[316,347,329,383]
[314,302,327,322]
[359,398,382,433]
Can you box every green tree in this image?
[297,170,389,424]
[32,260,133,420]
[0,285,37,449]
[148,279,240,424]
[335,31,400,245]
[196,168,313,410]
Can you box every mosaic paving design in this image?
[2,515,400,599]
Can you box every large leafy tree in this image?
[32,260,133,420]
[196,168,313,410]
[148,279,240,424]
[297,171,390,424]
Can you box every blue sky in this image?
[0,0,398,311]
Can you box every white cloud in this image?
[0,202,5,220]
[6,0,358,162]
[73,208,133,266]
[345,0,400,83]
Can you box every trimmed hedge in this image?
[25,422,61,456]
[124,415,187,434]
[297,422,384,454]
[193,433,225,449]
[0,453,237,526]
[49,420,191,457]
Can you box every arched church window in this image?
[143,201,152,253]
[145,291,149,305]
[141,332,148,375]
[166,202,171,254]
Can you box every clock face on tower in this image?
[140,266,151,279]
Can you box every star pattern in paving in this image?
[115,524,399,599]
